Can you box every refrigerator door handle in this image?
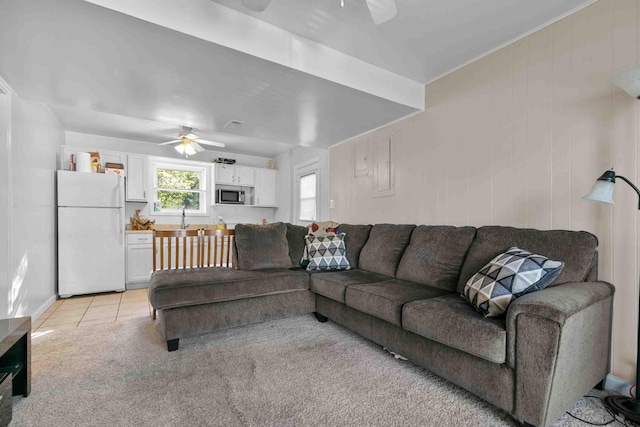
[119,177,124,246]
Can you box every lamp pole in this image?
[584,169,640,422]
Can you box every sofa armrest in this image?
[505,281,614,426]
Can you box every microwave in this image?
[216,189,245,204]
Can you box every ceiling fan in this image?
[241,0,398,25]
[160,126,226,157]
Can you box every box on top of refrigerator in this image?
[105,162,125,175]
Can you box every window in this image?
[294,158,320,224]
[153,163,206,214]
[299,172,317,222]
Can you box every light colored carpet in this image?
[10,315,616,426]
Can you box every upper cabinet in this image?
[214,164,255,187]
[235,166,255,187]
[255,168,277,207]
[215,164,235,185]
[126,154,148,202]
[212,164,277,207]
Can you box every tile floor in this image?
[33,288,152,333]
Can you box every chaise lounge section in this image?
[149,222,613,426]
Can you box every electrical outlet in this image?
[329,200,335,209]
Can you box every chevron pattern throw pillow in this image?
[305,233,351,271]
[462,247,564,317]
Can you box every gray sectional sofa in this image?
[149,222,614,427]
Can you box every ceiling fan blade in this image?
[195,138,226,148]
[241,0,272,12]
[365,0,397,25]
[191,141,206,153]
[159,139,182,145]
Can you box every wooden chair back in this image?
[200,229,235,268]
[152,229,201,271]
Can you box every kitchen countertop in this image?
[125,224,218,234]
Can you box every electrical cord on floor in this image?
[565,395,635,426]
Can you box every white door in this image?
[58,207,125,297]
[126,244,153,285]
[126,154,147,202]
[215,164,235,185]
[57,170,123,208]
[235,166,255,187]
[255,169,277,206]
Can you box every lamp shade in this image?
[583,179,615,204]
[174,141,196,156]
[610,64,640,99]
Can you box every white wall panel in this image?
[329,0,640,383]
[10,97,65,319]
[0,91,10,318]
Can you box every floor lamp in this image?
[584,169,640,423]
[582,64,640,423]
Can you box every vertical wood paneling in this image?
[526,27,553,230]
[466,57,494,227]
[611,0,639,382]
[551,17,574,230]
[447,67,470,226]
[512,38,529,227]
[328,0,640,383]
[491,46,514,226]
[571,0,614,284]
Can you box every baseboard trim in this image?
[605,374,633,397]
[33,294,57,322]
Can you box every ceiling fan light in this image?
[184,142,197,156]
[174,143,186,155]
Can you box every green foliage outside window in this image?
[157,169,201,210]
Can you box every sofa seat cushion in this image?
[403,294,507,363]
[150,268,310,310]
[345,280,451,327]
[310,270,392,304]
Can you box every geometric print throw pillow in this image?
[462,247,564,317]
[304,233,351,271]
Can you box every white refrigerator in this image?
[57,170,126,297]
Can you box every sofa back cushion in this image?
[337,224,372,269]
[286,223,307,267]
[358,224,415,277]
[457,226,598,293]
[235,222,293,270]
[396,225,476,291]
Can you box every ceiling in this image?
[0,0,596,158]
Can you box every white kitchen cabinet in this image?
[214,164,255,187]
[215,164,236,185]
[126,154,148,202]
[235,166,255,186]
[255,168,277,207]
[126,233,153,288]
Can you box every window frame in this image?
[152,162,208,216]
[294,158,320,225]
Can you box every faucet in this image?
[181,206,189,229]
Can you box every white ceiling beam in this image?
[82,0,424,111]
